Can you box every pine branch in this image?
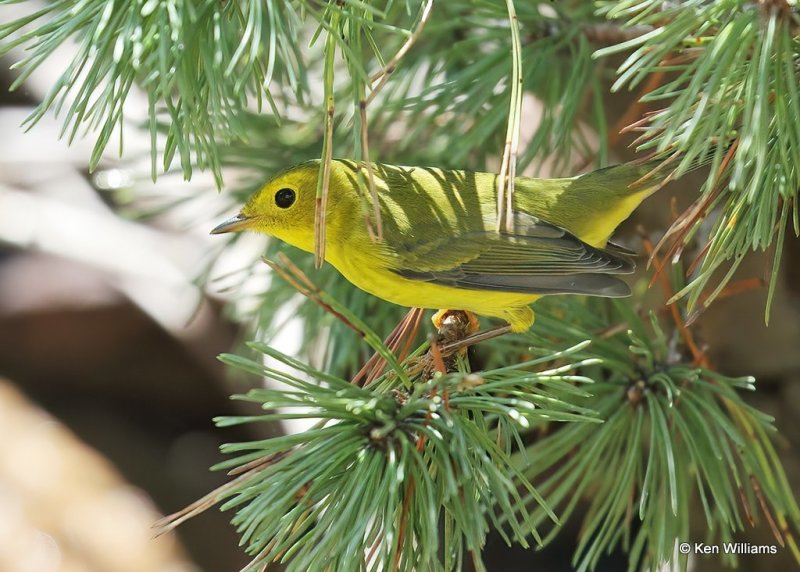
[370,1,613,173]
[155,336,599,572]
[0,0,312,185]
[155,255,800,571]
[0,0,417,185]
[514,296,800,571]
[594,0,800,317]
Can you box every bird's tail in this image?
[582,159,665,198]
[564,151,714,247]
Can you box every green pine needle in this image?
[595,0,800,316]
[497,296,800,571]
[210,340,599,572]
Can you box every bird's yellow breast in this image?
[326,231,540,331]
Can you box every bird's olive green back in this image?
[332,160,658,249]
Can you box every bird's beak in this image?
[210,213,253,235]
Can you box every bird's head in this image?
[212,161,340,253]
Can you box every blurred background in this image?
[2,2,800,572]
[0,13,272,566]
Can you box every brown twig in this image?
[314,19,339,268]
[366,0,434,105]
[650,139,739,279]
[619,108,665,135]
[470,549,483,571]
[153,456,274,537]
[263,254,364,335]
[393,384,439,571]
[582,23,654,46]
[640,231,707,366]
[357,102,385,241]
[751,475,786,547]
[314,101,335,269]
[366,532,383,570]
[227,451,288,477]
[684,239,714,278]
[356,0,433,245]
[701,276,765,304]
[399,309,425,361]
[496,0,523,234]
[739,484,757,527]
[428,333,447,375]
[439,324,513,355]
[609,70,666,148]
[392,318,459,569]
[352,308,425,386]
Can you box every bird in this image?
[211,159,662,332]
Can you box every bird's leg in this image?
[409,310,485,378]
[465,312,481,333]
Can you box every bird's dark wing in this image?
[605,239,638,257]
[390,213,635,297]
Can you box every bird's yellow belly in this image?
[329,249,540,330]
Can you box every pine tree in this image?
[2,1,799,570]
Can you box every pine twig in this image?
[639,230,706,366]
[357,102,385,241]
[352,307,425,386]
[366,0,434,105]
[608,70,665,148]
[496,0,523,234]
[357,0,433,242]
[314,11,339,268]
[651,139,740,277]
[262,255,364,336]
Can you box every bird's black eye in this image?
[274,188,296,209]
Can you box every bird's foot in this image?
[406,313,514,380]
[403,310,483,379]
[432,310,512,360]
[431,309,480,340]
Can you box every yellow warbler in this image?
[212,160,659,332]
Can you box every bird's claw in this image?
[431,309,480,342]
